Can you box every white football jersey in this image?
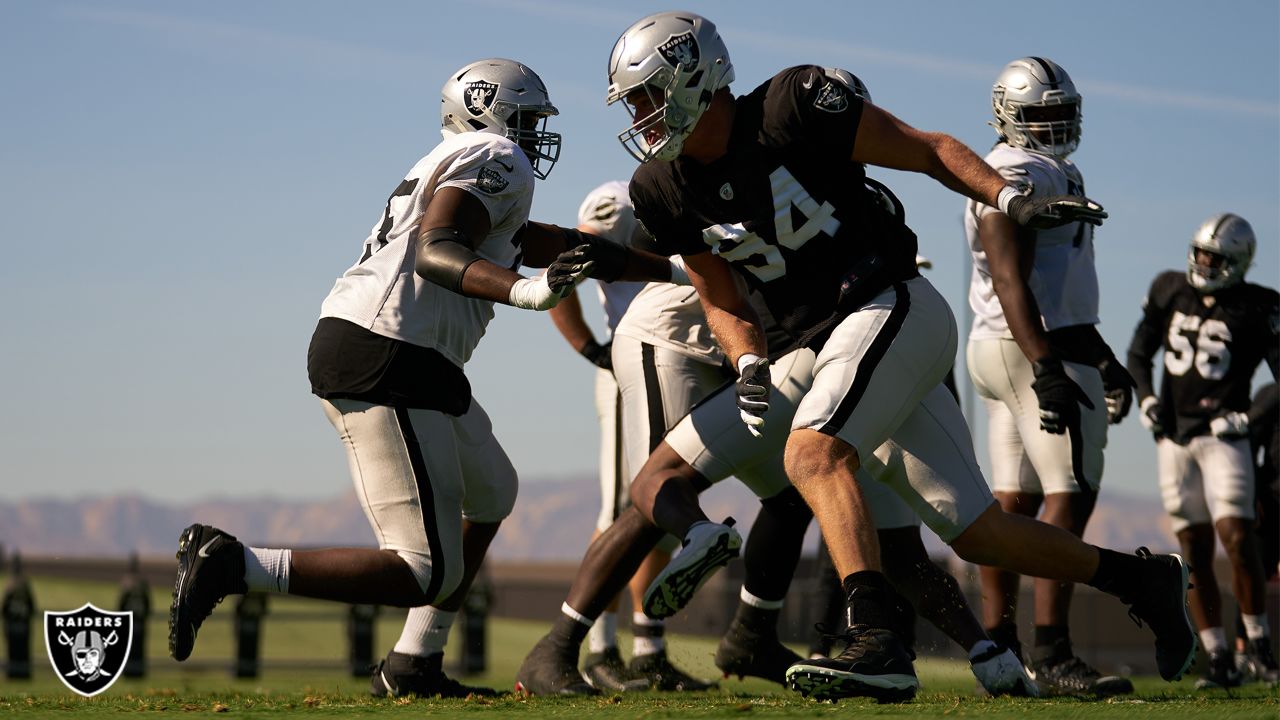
[966,143,1100,339]
[577,181,647,335]
[613,225,760,367]
[320,132,534,367]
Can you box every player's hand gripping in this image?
[1097,357,1137,424]
[507,266,587,311]
[579,339,613,371]
[735,355,770,438]
[1210,411,1249,439]
[1030,357,1094,434]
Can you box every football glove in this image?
[1138,396,1164,437]
[1003,190,1107,230]
[545,247,595,295]
[1210,411,1249,439]
[579,339,613,371]
[1097,358,1137,424]
[735,354,770,438]
[1030,357,1094,435]
[508,271,583,311]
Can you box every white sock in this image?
[561,602,594,627]
[588,612,618,654]
[633,612,665,656]
[1242,614,1270,641]
[968,639,998,661]
[1199,626,1228,654]
[393,607,456,657]
[740,586,785,610]
[243,547,290,593]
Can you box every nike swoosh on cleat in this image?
[197,537,219,558]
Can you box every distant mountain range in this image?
[0,477,1179,561]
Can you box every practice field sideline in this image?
[2,575,1276,719]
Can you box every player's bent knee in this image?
[395,549,464,607]
[784,430,860,489]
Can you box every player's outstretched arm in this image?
[414,188,584,310]
[851,103,1105,230]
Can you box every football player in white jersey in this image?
[539,11,1195,702]
[1127,214,1279,689]
[547,181,709,691]
[166,59,676,697]
[964,57,1137,696]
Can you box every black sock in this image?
[1087,547,1144,600]
[987,622,1022,662]
[841,571,894,631]
[550,612,591,647]
[1034,624,1071,651]
[732,599,780,634]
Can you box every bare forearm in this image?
[924,133,1008,208]
[457,259,523,304]
[548,292,595,352]
[703,298,765,366]
[992,276,1051,362]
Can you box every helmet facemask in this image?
[606,12,734,163]
[1186,213,1255,293]
[991,58,1082,157]
[440,59,562,179]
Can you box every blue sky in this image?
[2,1,1276,505]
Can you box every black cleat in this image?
[169,524,246,661]
[1240,638,1280,686]
[371,651,500,698]
[629,649,717,691]
[514,634,599,696]
[1195,650,1244,690]
[1118,548,1197,682]
[643,520,742,619]
[715,619,802,685]
[1029,649,1132,697]
[785,625,918,703]
[582,647,650,692]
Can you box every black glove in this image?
[1097,357,1136,424]
[735,355,771,438]
[579,339,612,371]
[546,245,594,295]
[1030,357,1095,435]
[1006,193,1108,230]
[1139,396,1165,437]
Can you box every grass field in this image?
[1,575,1276,718]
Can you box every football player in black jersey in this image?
[527,11,1196,702]
[1126,213,1280,689]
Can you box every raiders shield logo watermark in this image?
[476,166,509,194]
[658,32,699,68]
[464,81,499,117]
[44,604,133,697]
[813,81,849,113]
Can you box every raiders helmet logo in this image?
[658,32,699,69]
[476,166,509,194]
[464,81,499,117]
[44,604,133,697]
[813,81,849,113]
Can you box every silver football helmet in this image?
[606,11,734,163]
[991,57,1082,157]
[824,67,871,104]
[441,58,561,179]
[1187,213,1255,292]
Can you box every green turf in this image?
[1,575,1276,718]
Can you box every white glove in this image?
[1209,411,1249,439]
[508,273,583,311]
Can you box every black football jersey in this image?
[1127,271,1279,443]
[629,66,918,348]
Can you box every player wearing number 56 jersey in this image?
[1126,213,1279,689]
[552,10,1194,702]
